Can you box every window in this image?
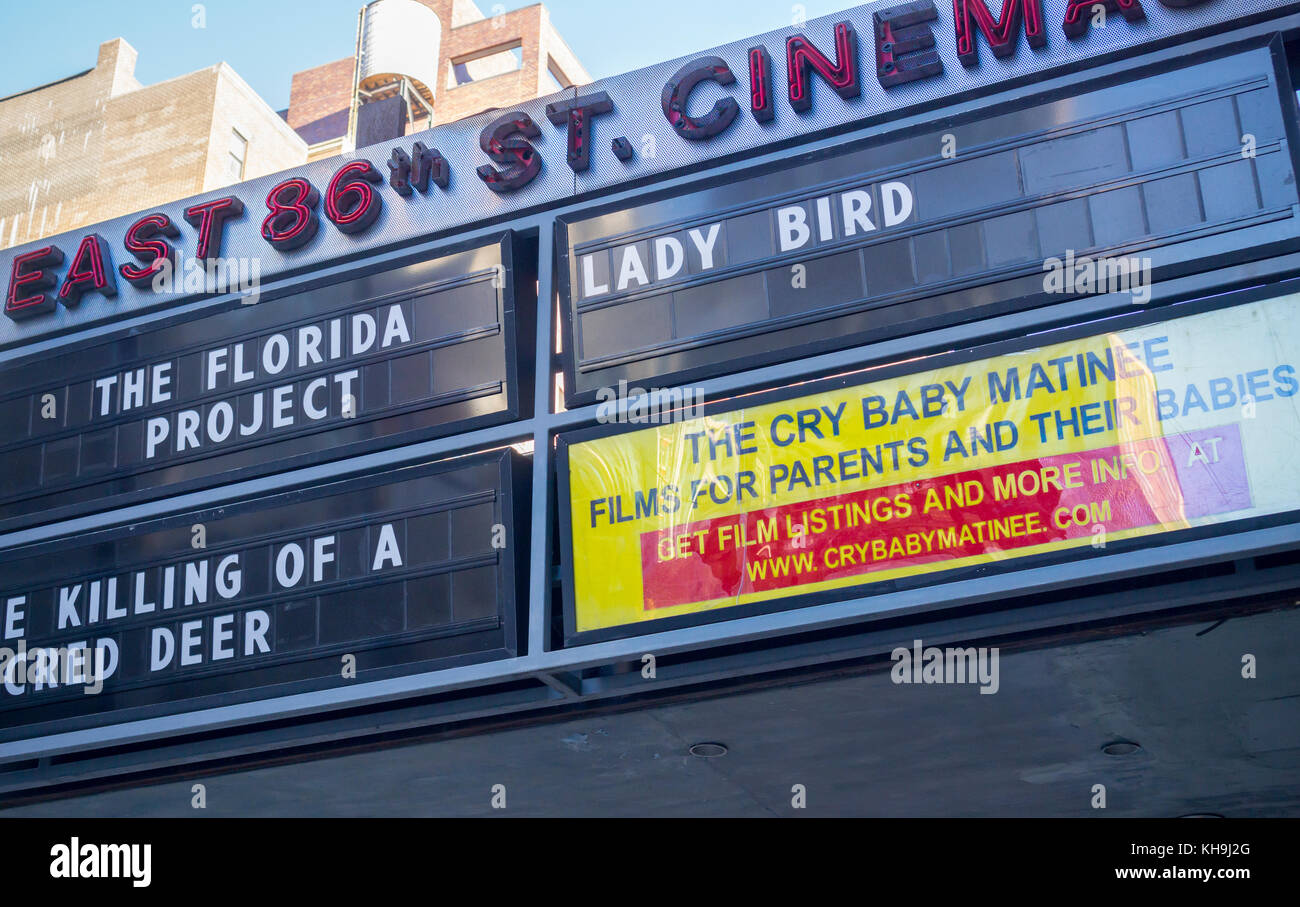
[227,129,248,181]
[544,57,572,94]
[448,44,523,88]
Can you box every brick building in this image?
[0,38,306,252]
[287,0,589,160]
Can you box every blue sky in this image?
[0,0,850,111]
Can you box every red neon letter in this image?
[120,214,180,288]
[262,177,321,251]
[184,196,245,262]
[1061,0,1144,37]
[874,1,943,89]
[953,0,1047,67]
[325,161,383,234]
[5,246,64,321]
[786,22,860,112]
[749,46,774,123]
[58,233,117,306]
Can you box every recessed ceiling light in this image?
[689,742,728,758]
[1102,740,1142,756]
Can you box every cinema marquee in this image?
[3,0,1300,800]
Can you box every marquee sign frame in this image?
[2,3,1300,794]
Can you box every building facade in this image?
[0,39,306,252]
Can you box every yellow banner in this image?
[565,297,1300,636]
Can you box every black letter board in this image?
[0,231,529,532]
[0,447,526,740]
[556,45,1300,405]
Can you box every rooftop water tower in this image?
[350,0,442,147]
